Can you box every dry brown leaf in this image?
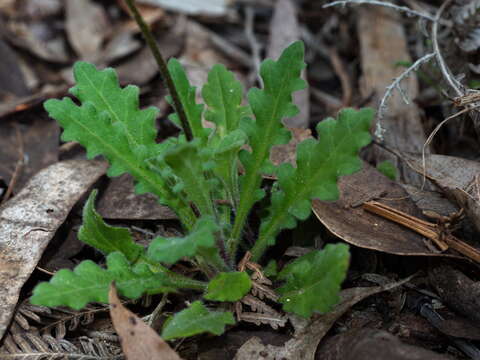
[0,160,107,339]
[429,265,480,326]
[0,39,30,99]
[404,153,480,234]
[0,117,59,192]
[65,0,110,62]
[109,284,182,360]
[316,328,453,360]
[4,20,69,63]
[312,163,456,257]
[97,174,177,220]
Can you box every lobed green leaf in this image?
[204,272,251,301]
[251,108,373,260]
[376,160,397,180]
[147,217,219,265]
[276,244,350,318]
[202,64,249,207]
[162,140,217,217]
[79,190,143,262]
[167,59,208,140]
[229,41,306,254]
[161,301,235,340]
[44,62,196,229]
[31,252,177,310]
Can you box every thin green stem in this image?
[124,0,193,141]
[138,255,207,291]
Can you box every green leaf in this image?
[277,244,350,318]
[161,301,235,340]
[79,190,143,262]
[44,61,196,229]
[263,260,277,278]
[202,64,245,137]
[31,252,177,310]
[251,108,373,261]
[376,160,397,180]
[147,217,218,265]
[167,58,208,140]
[229,41,306,253]
[204,272,251,301]
[162,140,217,217]
[202,65,249,206]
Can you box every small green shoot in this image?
[377,160,398,180]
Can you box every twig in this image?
[124,0,193,141]
[376,52,436,139]
[328,47,352,107]
[431,0,464,97]
[363,201,480,262]
[421,104,480,187]
[244,6,262,85]
[363,201,448,251]
[323,0,436,22]
[300,26,330,59]
[1,126,24,205]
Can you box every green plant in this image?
[31,41,373,339]
[377,160,398,180]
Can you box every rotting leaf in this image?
[109,283,182,360]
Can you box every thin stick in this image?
[431,0,463,97]
[376,52,436,138]
[245,6,262,85]
[1,126,24,205]
[363,201,448,251]
[124,0,193,141]
[328,47,352,107]
[421,105,480,187]
[323,0,436,22]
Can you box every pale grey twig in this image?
[245,6,262,85]
[323,0,436,22]
[431,0,464,97]
[376,52,436,139]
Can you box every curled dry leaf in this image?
[0,160,107,340]
[404,153,480,234]
[312,163,453,257]
[109,284,182,360]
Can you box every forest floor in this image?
[1,0,480,359]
